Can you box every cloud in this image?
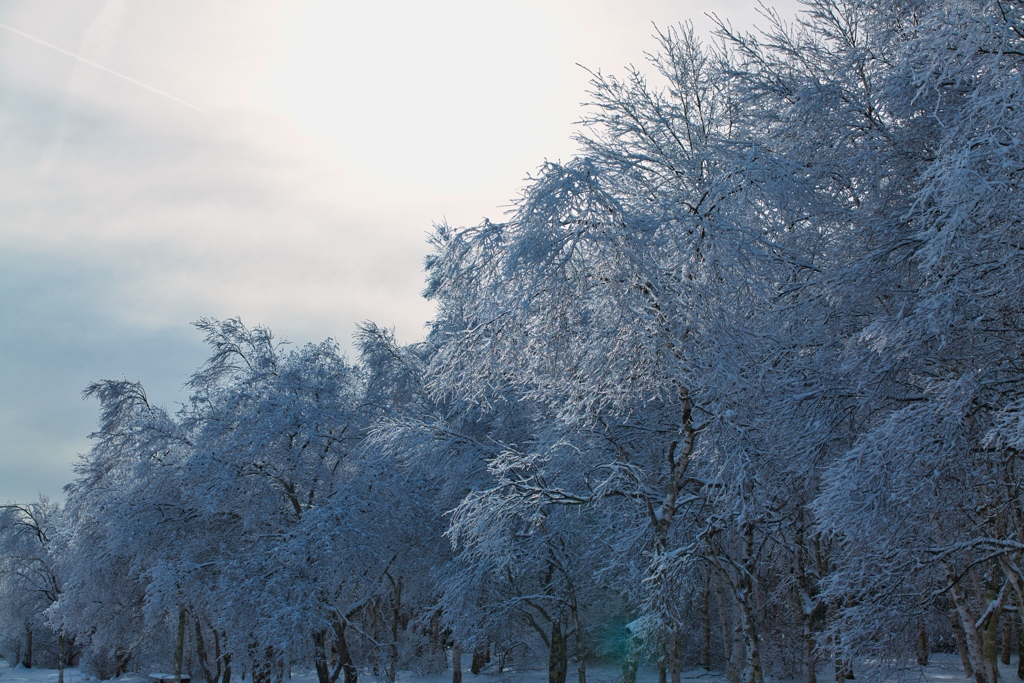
[0,77,437,501]
[0,0,806,503]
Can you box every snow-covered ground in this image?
[0,665,643,683]
[0,664,89,683]
[1,655,1018,683]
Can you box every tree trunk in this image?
[981,584,1004,683]
[315,630,328,683]
[832,635,853,683]
[176,606,188,683]
[568,582,587,683]
[738,523,765,683]
[116,648,132,678]
[313,630,344,683]
[983,626,1000,681]
[332,618,357,683]
[250,647,265,683]
[471,648,487,675]
[731,603,746,683]
[794,512,817,683]
[803,614,818,683]
[834,657,846,683]
[1015,612,1024,680]
[618,626,634,683]
[670,628,682,683]
[1002,615,1012,667]
[917,618,930,667]
[390,578,403,683]
[952,608,975,679]
[58,631,65,683]
[716,572,738,683]
[738,595,765,683]
[549,622,567,683]
[223,651,232,683]
[701,577,712,670]
[22,619,32,668]
[264,648,277,683]
[946,564,993,683]
[430,612,445,669]
[213,629,224,683]
[197,620,218,683]
[452,642,462,683]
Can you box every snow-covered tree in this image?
[0,499,65,670]
[32,3,1024,683]
[54,377,187,679]
[808,2,1024,680]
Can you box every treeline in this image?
[3,1,1024,683]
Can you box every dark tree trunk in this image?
[313,630,344,683]
[981,590,1001,683]
[701,579,712,670]
[953,609,975,679]
[917,618,930,667]
[250,647,269,683]
[213,630,224,683]
[312,631,326,683]
[116,649,132,678]
[833,633,852,683]
[568,584,586,683]
[22,620,32,668]
[737,523,766,683]
[549,623,567,683]
[795,513,817,683]
[58,631,65,683]
[197,620,218,683]
[452,643,462,683]
[223,651,232,683]
[175,607,187,683]
[1016,613,1024,680]
[716,574,738,683]
[471,648,487,675]
[332,619,357,683]
[671,631,682,683]
[1002,616,1012,667]
[390,578,402,683]
[431,612,445,669]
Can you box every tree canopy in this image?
[3,2,1023,683]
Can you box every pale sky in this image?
[0,0,802,503]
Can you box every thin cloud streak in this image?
[0,21,210,115]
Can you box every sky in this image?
[0,0,802,504]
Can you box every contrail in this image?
[0,22,210,115]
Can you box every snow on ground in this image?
[2,655,1021,683]
[0,662,665,683]
[0,664,90,683]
